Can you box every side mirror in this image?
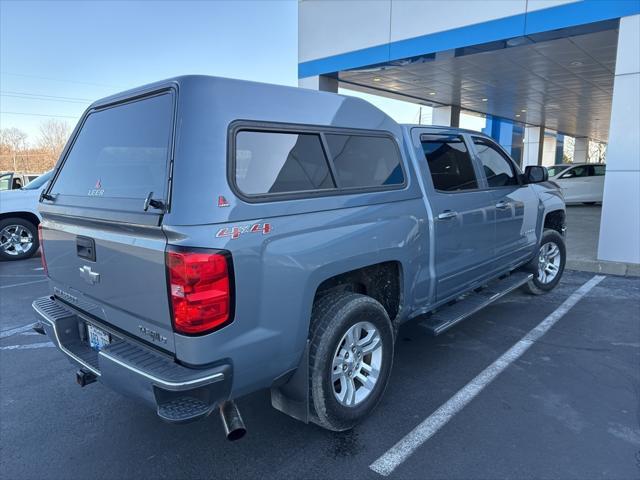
[524,165,548,184]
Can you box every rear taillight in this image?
[38,224,48,276]
[166,248,233,335]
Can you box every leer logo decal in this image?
[88,178,105,196]
[216,223,271,240]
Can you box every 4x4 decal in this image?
[216,223,271,240]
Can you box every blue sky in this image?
[1,1,299,139]
[1,1,481,142]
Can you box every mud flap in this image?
[270,341,309,423]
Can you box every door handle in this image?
[437,210,458,220]
[495,201,511,210]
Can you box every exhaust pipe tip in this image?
[219,400,246,441]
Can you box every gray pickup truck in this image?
[33,76,565,439]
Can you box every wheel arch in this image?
[312,260,404,325]
[270,259,404,423]
[0,211,41,227]
[543,209,566,235]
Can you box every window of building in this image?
[325,134,404,188]
[421,134,478,192]
[235,131,335,195]
[472,137,519,187]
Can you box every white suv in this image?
[0,170,52,260]
[550,163,605,204]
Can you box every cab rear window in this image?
[50,93,174,205]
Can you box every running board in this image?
[420,271,533,336]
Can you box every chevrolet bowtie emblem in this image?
[79,265,100,285]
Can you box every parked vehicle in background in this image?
[545,164,571,177]
[0,170,53,260]
[550,163,606,204]
[33,76,566,438]
[0,172,41,191]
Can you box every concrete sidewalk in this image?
[565,205,640,276]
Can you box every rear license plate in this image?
[87,324,111,351]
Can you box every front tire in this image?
[0,218,39,261]
[309,292,394,431]
[523,229,566,294]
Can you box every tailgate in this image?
[42,217,174,352]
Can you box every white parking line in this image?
[370,275,606,476]
[0,341,54,350]
[0,279,48,289]
[0,323,35,339]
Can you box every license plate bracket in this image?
[87,323,111,351]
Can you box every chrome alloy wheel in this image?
[331,321,383,407]
[537,241,561,284]
[0,224,34,257]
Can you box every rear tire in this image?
[0,218,39,261]
[522,229,566,295]
[308,292,394,431]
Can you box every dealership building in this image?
[298,0,640,266]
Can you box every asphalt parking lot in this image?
[1,257,639,480]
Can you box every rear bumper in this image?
[33,296,232,424]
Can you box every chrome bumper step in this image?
[33,296,232,424]
[157,396,211,423]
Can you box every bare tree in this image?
[0,127,28,171]
[588,141,607,163]
[38,119,70,162]
[563,136,575,163]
